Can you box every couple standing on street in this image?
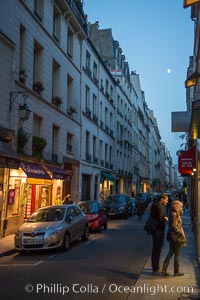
[150,193,186,276]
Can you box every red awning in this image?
[178,145,196,175]
[20,161,51,180]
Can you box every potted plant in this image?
[52,96,63,107]
[33,81,44,94]
[32,136,47,159]
[17,128,30,154]
[19,69,28,84]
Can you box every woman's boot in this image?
[174,262,184,276]
[162,260,170,276]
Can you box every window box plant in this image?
[52,96,63,107]
[33,81,44,94]
[19,69,28,84]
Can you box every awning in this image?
[0,142,19,169]
[20,161,52,180]
[101,171,115,181]
[178,145,196,175]
[44,164,73,180]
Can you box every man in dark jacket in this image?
[150,194,168,274]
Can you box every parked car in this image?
[78,200,107,232]
[130,197,137,215]
[103,194,133,219]
[136,192,151,207]
[15,204,89,252]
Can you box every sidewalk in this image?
[128,211,200,300]
[0,233,15,257]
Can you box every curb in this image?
[0,249,16,257]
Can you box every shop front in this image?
[100,171,115,201]
[9,161,52,226]
[43,164,70,205]
[5,161,69,235]
[0,141,20,237]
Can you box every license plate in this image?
[22,239,43,245]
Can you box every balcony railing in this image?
[65,0,88,34]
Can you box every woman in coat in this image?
[162,200,186,276]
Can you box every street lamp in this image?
[9,91,31,121]
[185,71,200,88]
[183,0,200,8]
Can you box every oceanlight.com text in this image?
[24,283,194,296]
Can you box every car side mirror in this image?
[66,216,73,223]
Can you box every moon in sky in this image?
[167,68,171,74]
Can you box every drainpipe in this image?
[78,39,83,203]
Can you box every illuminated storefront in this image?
[4,161,69,235]
[100,171,115,200]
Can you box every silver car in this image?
[15,205,89,252]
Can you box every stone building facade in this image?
[0,0,175,236]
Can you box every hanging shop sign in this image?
[178,145,196,175]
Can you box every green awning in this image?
[101,171,115,181]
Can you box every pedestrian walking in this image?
[62,194,73,204]
[150,193,169,275]
[162,200,186,276]
[136,199,145,221]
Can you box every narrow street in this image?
[0,215,151,300]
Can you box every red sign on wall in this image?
[178,145,196,175]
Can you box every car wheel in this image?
[97,225,102,233]
[103,220,107,230]
[124,212,128,219]
[82,226,89,241]
[63,233,70,251]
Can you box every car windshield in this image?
[27,208,65,222]
[79,202,99,213]
[105,196,125,204]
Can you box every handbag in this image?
[177,227,187,247]
[144,216,158,235]
[166,230,177,243]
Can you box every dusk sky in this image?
[83,0,194,164]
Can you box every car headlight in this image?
[15,230,21,238]
[119,206,125,211]
[90,214,99,220]
[46,227,63,237]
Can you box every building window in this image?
[53,4,61,42]
[67,133,73,152]
[67,74,73,109]
[110,85,113,99]
[85,85,90,111]
[67,26,73,58]
[86,51,91,71]
[105,143,108,166]
[105,107,108,128]
[100,140,103,163]
[110,112,113,131]
[52,59,61,105]
[93,136,97,158]
[100,102,102,123]
[93,62,98,79]
[33,114,42,136]
[92,94,97,117]
[34,0,43,21]
[33,40,43,92]
[86,131,91,161]
[106,79,109,95]
[109,146,112,167]
[52,125,60,162]
[19,24,26,83]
